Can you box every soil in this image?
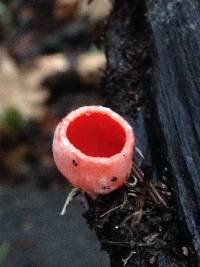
[85,161,195,266]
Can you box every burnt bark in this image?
[103,0,200,266]
[148,0,200,261]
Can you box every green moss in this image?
[0,107,25,129]
[0,242,10,264]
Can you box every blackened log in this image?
[104,0,151,159]
[147,0,200,263]
[103,0,199,266]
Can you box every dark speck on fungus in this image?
[72,159,78,166]
[102,186,110,190]
[111,176,117,182]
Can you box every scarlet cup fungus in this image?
[53,106,135,197]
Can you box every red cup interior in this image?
[66,112,126,157]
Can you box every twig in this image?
[100,192,127,218]
[133,163,144,177]
[135,147,144,159]
[60,188,79,216]
[131,196,145,226]
[122,210,143,224]
[102,240,160,248]
[132,164,143,183]
[122,251,136,266]
[135,146,145,168]
[149,183,168,208]
[147,188,159,204]
[132,161,168,208]
[143,233,159,244]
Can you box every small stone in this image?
[182,246,189,256]
[149,256,156,265]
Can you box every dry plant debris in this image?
[84,150,183,265]
[0,49,48,119]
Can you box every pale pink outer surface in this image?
[52,106,135,197]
